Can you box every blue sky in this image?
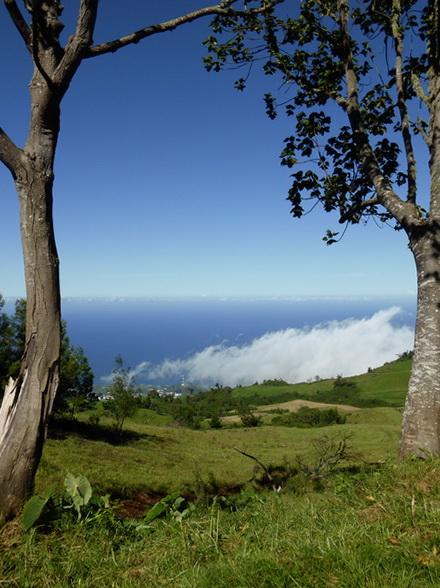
[0,1,417,300]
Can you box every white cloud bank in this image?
[134,307,413,387]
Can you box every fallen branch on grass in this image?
[232,446,283,492]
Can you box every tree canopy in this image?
[204,0,430,236]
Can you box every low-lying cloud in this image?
[120,307,414,387]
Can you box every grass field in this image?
[232,358,411,407]
[4,358,440,588]
[4,456,440,588]
[36,410,401,497]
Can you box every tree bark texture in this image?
[0,173,61,522]
[401,2,440,456]
[400,231,440,456]
[0,57,62,521]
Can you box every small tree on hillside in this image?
[238,403,262,427]
[55,324,95,415]
[105,356,138,434]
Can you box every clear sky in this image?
[0,1,417,300]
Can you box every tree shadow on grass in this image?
[48,416,165,446]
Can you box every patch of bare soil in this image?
[116,485,244,518]
[262,399,361,412]
[223,399,361,423]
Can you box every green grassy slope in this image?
[5,456,440,588]
[32,357,410,503]
[37,417,401,500]
[6,355,440,588]
[351,359,411,404]
[232,358,411,407]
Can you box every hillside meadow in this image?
[3,357,440,587]
[232,358,411,406]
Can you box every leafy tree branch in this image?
[85,1,281,59]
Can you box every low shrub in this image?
[271,406,346,428]
[238,405,262,427]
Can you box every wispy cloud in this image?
[116,307,413,387]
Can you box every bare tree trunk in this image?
[400,228,440,457]
[0,169,61,522]
[0,29,63,519]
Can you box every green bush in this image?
[104,356,138,432]
[272,406,346,428]
[209,414,223,429]
[172,404,202,429]
[238,404,262,427]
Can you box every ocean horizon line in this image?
[3,293,416,305]
[60,293,415,304]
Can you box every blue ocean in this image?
[52,296,416,388]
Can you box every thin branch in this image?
[31,18,56,89]
[416,115,431,146]
[391,0,417,204]
[85,1,281,58]
[337,0,416,229]
[72,0,98,43]
[4,0,31,50]
[232,446,280,491]
[298,435,354,478]
[339,197,379,224]
[411,72,430,107]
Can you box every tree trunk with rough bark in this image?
[0,0,65,518]
[400,228,440,456]
[0,121,62,522]
[0,179,61,521]
[0,66,62,524]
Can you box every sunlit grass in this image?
[36,410,401,499]
[3,457,440,587]
[2,371,430,588]
[233,359,411,407]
